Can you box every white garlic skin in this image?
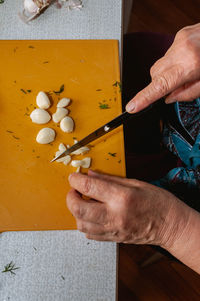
[24,0,39,13]
[52,108,68,123]
[71,160,82,168]
[60,116,74,133]
[36,128,55,144]
[36,91,51,109]
[30,108,51,124]
[57,98,71,108]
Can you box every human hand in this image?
[66,170,189,248]
[126,23,200,113]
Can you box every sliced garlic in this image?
[60,116,74,133]
[57,98,71,108]
[30,108,51,124]
[71,160,82,168]
[72,146,90,155]
[81,157,91,168]
[36,128,55,144]
[24,0,39,14]
[71,139,90,155]
[63,156,71,165]
[71,157,91,169]
[56,155,71,164]
[58,143,67,152]
[76,166,81,173]
[36,91,51,109]
[52,108,68,123]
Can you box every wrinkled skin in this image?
[67,170,189,248]
[126,23,200,113]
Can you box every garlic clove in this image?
[71,160,82,168]
[57,98,71,108]
[81,157,91,168]
[71,157,91,169]
[71,139,90,155]
[36,91,51,109]
[36,128,55,144]
[60,116,74,133]
[63,156,71,165]
[56,155,71,163]
[30,108,51,124]
[58,143,67,152]
[52,108,68,123]
[71,146,90,155]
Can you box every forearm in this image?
[163,201,200,274]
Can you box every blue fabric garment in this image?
[152,98,200,209]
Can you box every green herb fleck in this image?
[61,275,65,280]
[32,149,35,153]
[12,135,20,140]
[24,113,29,116]
[20,88,27,94]
[43,61,49,64]
[33,247,37,251]
[36,156,40,159]
[14,80,17,84]
[108,152,117,157]
[113,81,122,93]
[6,130,13,134]
[53,84,64,95]
[0,0,4,4]
[96,89,102,91]
[99,102,110,109]
[73,137,77,140]
[118,160,121,163]
[27,89,32,93]
[2,261,20,275]
[28,45,35,49]
[26,107,29,112]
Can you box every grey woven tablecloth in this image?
[0,1,124,300]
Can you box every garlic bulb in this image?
[36,128,55,144]
[52,108,68,123]
[57,98,71,108]
[36,91,51,109]
[30,108,51,124]
[19,0,51,23]
[60,116,74,133]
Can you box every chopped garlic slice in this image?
[71,157,91,169]
[71,140,90,155]
[76,166,81,173]
[59,143,67,152]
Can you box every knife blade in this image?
[51,105,153,163]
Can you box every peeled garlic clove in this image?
[52,108,68,123]
[58,143,67,152]
[30,108,51,124]
[81,157,91,168]
[36,91,51,109]
[60,116,74,133]
[71,160,82,168]
[63,156,71,165]
[71,146,90,155]
[56,155,71,163]
[57,98,71,108]
[36,128,55,144]
[71,157,91,168]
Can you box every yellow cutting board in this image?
[0,40,125,232]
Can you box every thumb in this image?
[126,66,185,113]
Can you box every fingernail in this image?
[126,102,135,112]
[165,98,176,104]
